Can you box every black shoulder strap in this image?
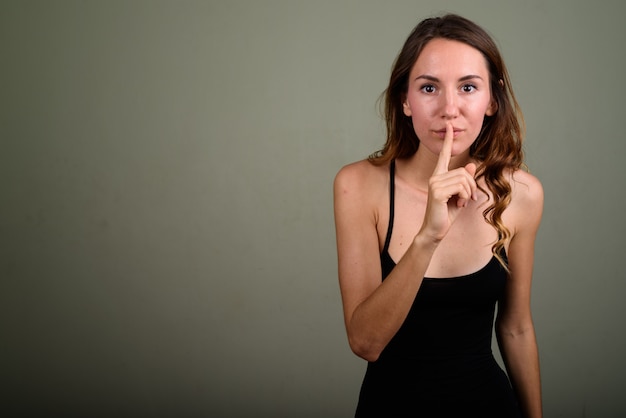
[382,160,395,254]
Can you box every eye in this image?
[461,83,477,93]
[420,84,436,94]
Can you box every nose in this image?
[441,91,459,119]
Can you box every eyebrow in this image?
[415,74,484,82]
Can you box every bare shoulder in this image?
[334,159,388,202]
[334,159,390,246]
[510,169,544,207]
[507,169,544,234]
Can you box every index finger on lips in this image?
[434,122,453,174]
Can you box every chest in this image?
[378,183,503,278]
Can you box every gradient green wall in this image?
[2,1,625,417]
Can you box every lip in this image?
[433,128,464,138]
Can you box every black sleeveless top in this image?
[355,161,521,417]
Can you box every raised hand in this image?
[419,122,478,242]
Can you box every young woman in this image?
[334,14,543,417]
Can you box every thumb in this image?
[465,162,477,177]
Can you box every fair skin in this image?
[334,39,543,417]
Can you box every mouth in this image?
[434,128,463,138]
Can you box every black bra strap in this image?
[382,160,395,254]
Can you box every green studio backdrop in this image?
[2,1,625,417]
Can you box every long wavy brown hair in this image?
[369,14,524,269]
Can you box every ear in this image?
[486,79,504,116]
[485,97,497,116]
[402,97,412,116]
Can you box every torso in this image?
[354,158,524,416]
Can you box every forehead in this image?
[411,38,490,77]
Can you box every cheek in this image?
[408,102,432,124]
[475,96,495,117]
[467,103,491,125]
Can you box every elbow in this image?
[348,334,383,362]
[350,344,381,363]
[496,319,535,340]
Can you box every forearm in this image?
[497,326,542,418]
[347,234,437,361]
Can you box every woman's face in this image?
[403,38,496,159]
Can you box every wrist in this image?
[412,232,440,255]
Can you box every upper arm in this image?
[498,171,544,331]
[333,163,384,330]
